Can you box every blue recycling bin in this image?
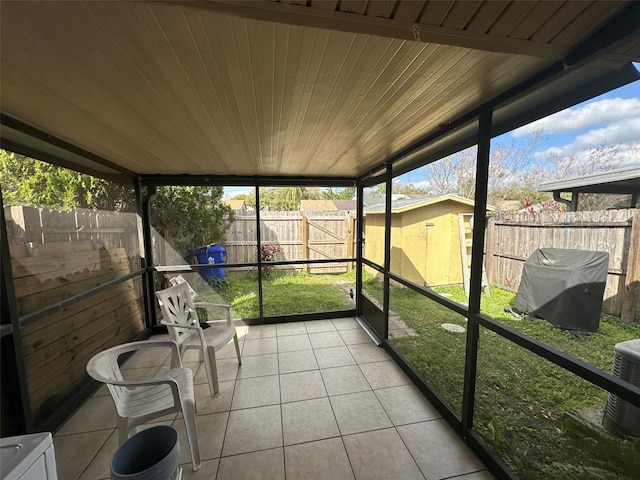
[192,244,227,282]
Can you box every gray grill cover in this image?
[514,248,609,332]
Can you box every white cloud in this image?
[513,97,640,137]
[533,117,640,163]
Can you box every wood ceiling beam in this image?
[171,0,568,58]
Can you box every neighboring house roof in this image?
[538,166,640,194]
[224,199,246,210]
[366,194,493,214]
[333,200,356,211]
[362,192,386,208]
[300,200,338,211]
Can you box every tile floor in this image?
[53,318,496,480]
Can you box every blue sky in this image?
[224,67,640,198]
[398,71,640,188]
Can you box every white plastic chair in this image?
[155,282,242,396]
[86,340,201,471]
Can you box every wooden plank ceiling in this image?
[0,1,638,179]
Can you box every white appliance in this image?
[0,433,58,480]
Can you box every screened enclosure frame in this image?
[3,107,640,480]
[2,3,640,477]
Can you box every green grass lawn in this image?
[200,270,355,318]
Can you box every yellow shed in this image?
[365,195,486,288]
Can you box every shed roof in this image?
[538,166,640,194]
[1,1,639,182]
[367,194,479,214]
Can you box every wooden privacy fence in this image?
[224,211,356,273]
[485,209,640,323]
[4,206,144,424]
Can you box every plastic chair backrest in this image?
[155,282,200,344]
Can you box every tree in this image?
[0,150,234,255]
[323,187,355,200]
[253,186,324,211]
[423,130,544,206]
[419,130,636,210]
[0,150,136,211]
[150,186,234,254]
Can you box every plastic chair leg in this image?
[117,417,130,445]
[182,401,201,471]
[233,334,242,365]
[204,346,219,396]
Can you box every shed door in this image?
[424,211,451,287]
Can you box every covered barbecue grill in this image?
[514,248,609,333]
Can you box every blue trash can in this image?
[192,244,226,282]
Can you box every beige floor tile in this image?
[348,343,390,364]
[277,334,312,352]
[215,339,244,359]
[232,375,280,410]
[309,331,345,349]
[234,324,250,340]
[304,319,337,333]
[358,361,411,389]
[398,420,486,480]
[280,370,327,403]
[314,346,356,369]
[285,438,355,480]
[374,385,441,426]
[173,412,228,465]
[245,324,277,339]
[237,353,279,378]
[181,349,205,363]
[343,428,424,480]
[193,381,234,414]
[243,337,278,356]
[331,317,359,331]
[278,349,319,374]
[180,458,219,479]
[339,328,374,345]
[330,391,392,435]
[193,358,239,384]
[320,365,370,396]
[223,405,283,456]
[54,430,112,480]
[282,397,340,445]
[217,448,285,480]
[276,322,308,336]
[56,396,117,435]
[77,428,119,480]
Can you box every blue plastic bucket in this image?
[110,426,179,480]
